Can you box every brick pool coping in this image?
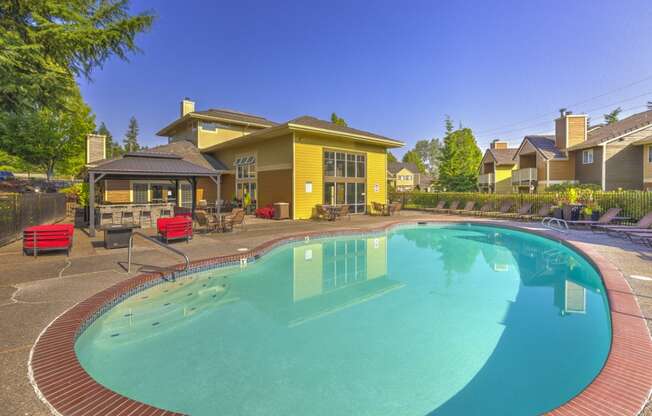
[28,220,652,416]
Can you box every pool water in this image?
[76,224,611,415]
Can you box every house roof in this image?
[287,116,401,145]
[388,162,418,174]
[201,115,404,152]
[569,109,652,151]
[88,141,223,177]
[156,108,277,136]
[514,135,565,160]
[418,174,434,188]
[487,148,518,165]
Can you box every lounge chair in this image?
[519,204,553,221]
[624,230,652,247]
[468,202,492,216]
[194,210,219,233]
[440,201,460,214]
[590,211,652,235]
[449,201,476,215]
[496,202,533,219]
[371,201,389,216]
[429,200,446,213]
[483,201,514,217]
[565,207,621,229]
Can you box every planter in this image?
[562,204,582,221]
[553,207,563,219]
[591,211,601,221]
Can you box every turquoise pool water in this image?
[75,224,611,415]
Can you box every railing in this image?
[512,168,537,184]
[0,193,67,247]
[127,231,190,275]
[478,173,495,186]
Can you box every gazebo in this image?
[86,150,222,237]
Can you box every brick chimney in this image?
[86,134,106,164]
[490,139,508,150]
[180,98,195,117]
[555,110,587,150]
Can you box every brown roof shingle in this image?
[193,108,278,127]
[288,116,402,145]
[488,148,518,165]
[569,109,652,150]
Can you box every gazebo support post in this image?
[89,172,95,237]
[174,179,180,208]
[190,177,197,219]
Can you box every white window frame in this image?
[648,146,652,163]
[582,149,594,165]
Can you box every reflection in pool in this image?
[76,224,611,416]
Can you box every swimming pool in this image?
[75,224,611,415]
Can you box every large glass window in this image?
[235,155,257,209]
[322,150,366,213]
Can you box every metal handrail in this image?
[541,216,569,233]
[127,231,190,274]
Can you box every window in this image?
[133,183,148,203]
[323,150,366,213]
[235,155,257,209]
[648,146,652,163]
[199,122,219,132]
[582,149,594,164]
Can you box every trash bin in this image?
[273,202,289,220]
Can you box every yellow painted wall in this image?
[644,144,652,184]
[210,134,293,170]
[197,124,260,149]
[395,168,415,190]
[494,165,515,194]
[293,133,388,220]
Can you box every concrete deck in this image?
[1,211,651,415]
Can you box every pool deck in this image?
[2,211,652,415]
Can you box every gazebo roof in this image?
[88,150,220,177]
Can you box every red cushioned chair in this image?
[157,216,192,243]
[23,224,74,257]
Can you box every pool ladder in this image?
[541,217,569,233]
[127,231,190,277]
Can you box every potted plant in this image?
[581,201,601,220]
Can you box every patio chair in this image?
[496,202,533,219]
[519,203,553,221]
[590,211,652,235]
[565,207,621,229]
[449,201,475,215]
[483,201,514,217]
[315,204,335,221]
[623,230,652,247]
[194,210,218,233]
[223,209,246,232]
[371,201,388,216]
[468,202,492,216]
[388,202,402,216]
[440,200,460,214]
[335,205,351,221]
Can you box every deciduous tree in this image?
[0,90,95,179]
[402,150,426,173]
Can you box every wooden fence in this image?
[0,193,67,246]
[390,191,652,221]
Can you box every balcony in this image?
[478,173,495,186]
[511,168,537,185]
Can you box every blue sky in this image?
[79,0,652,157]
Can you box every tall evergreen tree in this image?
[436,117,482,191]
[0,1,154,114]
[98,122,122,158]
[387,151,398,163]
[604,107,622,125]
[123,116,140,152]
[330,113,347,126]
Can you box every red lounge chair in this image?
[23,224,74,257]
[157,216,193,243]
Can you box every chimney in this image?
[86,134,106,164]
[555,111,587,150]
[180,98,195,117]
[490,139,508,150]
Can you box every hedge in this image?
[390,190,652,221]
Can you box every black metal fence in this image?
[0,193,67,246]
[391,191,652,222]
